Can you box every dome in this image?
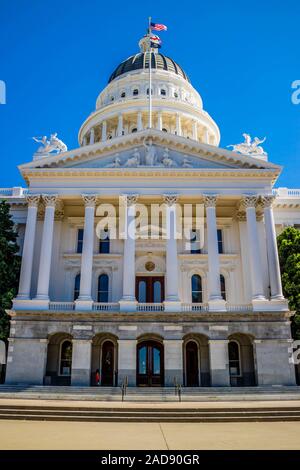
[108,52,190,84]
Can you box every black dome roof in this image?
[108,52,190,83]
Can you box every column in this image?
[15,195,40,300]
[119,195,138,312]
[192,120,198,140]
[82,136,87,146]
[137,111,143,131]
[175,114,181,136]
[260,196,285,300]
[76,195,97,309]
[71,339,92,386]
[163,195,181,312]
[157,111,163,131]
[89,127,95,145]
[254,339,296,385]
[241,196,266,303]
[101,121,107,141]
[164,339,183,386]
[118,339,137,386]
[204,195,226,311]
[35,195,58,305]
[117,114,123,137]
[209,339,230,386]
[203,127,209,144]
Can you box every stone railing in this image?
[0,187,28,197]
[181,303,209,312]
[136,303,165,312]
[49,302,75,311]
[92,302,120,311]
[226,303,253,312]
[272,188,300,197]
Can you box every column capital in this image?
[123,194,139,207]
[42,194,58,208]
[163,194,178,206]
[26,195,40,207]
[235,210,247,222]
[240,195,259,209]
[82,194,97,207]
[259,195,276,209]
[203,195,218,208]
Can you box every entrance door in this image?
[186,341,199,386]
[101,341,115,386]
[136,277,165,303]
[137,341,164,386]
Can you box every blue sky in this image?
[0,0,299,187]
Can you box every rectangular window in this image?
[217,229,223,254]
[189,229,201,254]
[99,229,110,254]
[77,228,84,253]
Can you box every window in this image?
[98,274,109,302]
[217,229,223,254]
[220,274,226,300]
[191,274,202,303]
[160,89,166,96]
[228,341,241,377]
[77,229,84,253]
[174,91,178,98]
[162,128,167,132]
[146,88,153,95]
[99,229,110,254]
[131,128,137,133]
[189,229,201,254]
[133,89,139,96]
[120,92,126,98]
[110,96,114,101]
[60,340,72,376]
[74,274,80,300]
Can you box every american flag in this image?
[151,22,167,31]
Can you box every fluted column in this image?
[117,114,123,137]
[260,196,285,300]
[203,127,209,144]
[204,195,226,311]
[176,114,181,136]
[35,195,58,302]
[164,195,181,312]
[119,195,138,312]
[101,121,107,141]
[89,128,95,145]
[241,196,266,302]
[16,195,40,300]
[192,120,198,140]
[137,112,143,131]
[76,195,97,309]
[157,111,163,131]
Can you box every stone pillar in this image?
[16,195,40,300]
[137,112,143,131]
[164,339,183,385]
[241,197,266,305]
[175,113,181,136]
[71,339,92,386]
[209,339,230,386]
[204,195,226,311]
[192,120,198,140]
[35,195,58,305]
[163,195,181,312]
[203,127,209,144]
[117,114,123,137]
[83,136,87,146]
[89,127,95,145]
[5,338,48,385]
[254,339,296,385]
[118,339,136,386]
[119,195,138,312]
[157,111,163,131]
[260,196,285,300]
[76,195,97,310]
[101,121,107,141]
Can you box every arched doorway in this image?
[45,333,73,386]
[91,334,118,386]
[137,340,164,386]
[183,335,210,387]
[185,341,199,386]
[228,334,256,386]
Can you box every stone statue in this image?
[125,148,140,167]
[108,154,122,167]
[182,156,193,168]
[161,148,176,167]
[143,138,156,166]
[33,133,67,155]
[227,133,267,157]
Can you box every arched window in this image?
[120,91,126,98]
[133,89,139,96]
[162,128,168,132]
[74,274,80,300]
[98,274,109,302]
[131,128,137,133]
[228,341,241,377]
[160,89,166,96]
[191,274,202,303]
[220,274,226,300]
[99,229,110,254]
[174,91,179,98]
[59,340,72,376]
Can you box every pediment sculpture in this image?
[33,133,67,156]
[227,133,267,157]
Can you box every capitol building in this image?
[2,35,300,389]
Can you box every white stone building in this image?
[2,40,300,388]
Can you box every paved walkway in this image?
[1,420,300,449]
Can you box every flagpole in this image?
[148,16,152,129]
